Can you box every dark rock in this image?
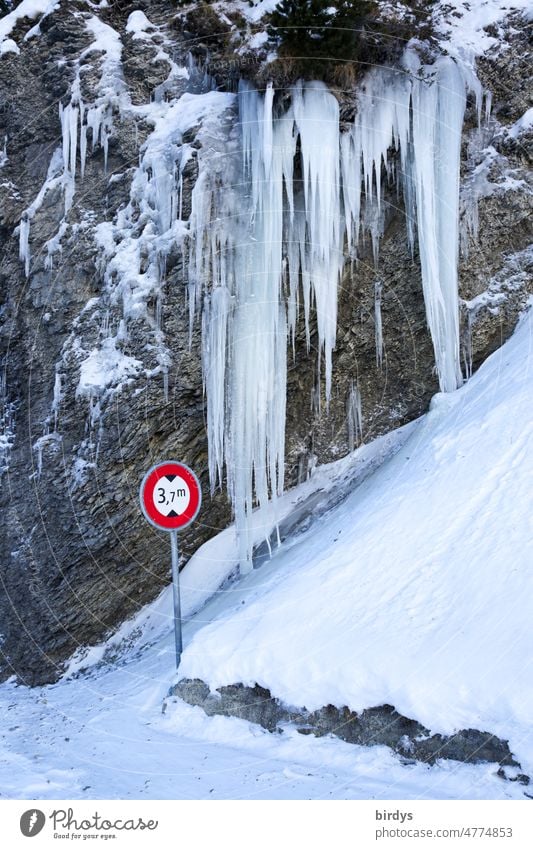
[171,677,524,772]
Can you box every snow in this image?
[247,30,269,49]
[76,337,143,398]
[236,0,280,23]
[507,107,533,139]
[125,10,155,38]
[1,312,531,799]
[0,0,57,47]
[0,37,19,55]
[434,0,533,58]
[177,307,533,776]
[0,673,522,800]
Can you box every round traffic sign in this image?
[139,461,202,531]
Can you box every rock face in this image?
[0,1,531,685]
[170,678,529,776]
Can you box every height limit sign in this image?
[140,461,202,668]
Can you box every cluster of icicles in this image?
[24,43,482,573]
[189,53,483,572]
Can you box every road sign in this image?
[139,461,202,531]
[139,461,202,668]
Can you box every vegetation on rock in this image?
[265,0,430,85]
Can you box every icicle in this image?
[202,286,230,494]
[374,280,383,369]
[52,372,62,431]
[409,58,465,392]
[191,53,477,575]
[292,81,341,402]
[19,214,30,277]
[462,306,474,381]
[484,90,492,123]
[80,103,87,180]
[346,380,363,451]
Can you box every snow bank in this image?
[179,308,533,769]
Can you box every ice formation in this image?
[374,280,383,369]
[346,381,363,452]
[189,54,481,571]
[18,15,124,278]
[0,372,16,477]
[20,15,481,573]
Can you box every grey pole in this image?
[170,530,183,668]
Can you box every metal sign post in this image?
[169,530,182,667]
[139,461,202,670]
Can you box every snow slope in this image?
[178,306,533,772]
[0,308,531,800]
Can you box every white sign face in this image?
[152,474,191,518]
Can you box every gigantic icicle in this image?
[190,53,478,573]
[409,57,466,392]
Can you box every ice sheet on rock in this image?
[461,245,533,377]
[0,373,16,478]
[17,147,64,277]
[18,14,126,280]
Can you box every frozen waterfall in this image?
[190,54,479,572]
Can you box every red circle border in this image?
[139,461,202,531]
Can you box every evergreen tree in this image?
[268,0,378,62]
[268,0,336,55]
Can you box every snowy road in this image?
[1,312,532,801]
[0,638,526,801]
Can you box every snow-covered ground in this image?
[0,308,531,801]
